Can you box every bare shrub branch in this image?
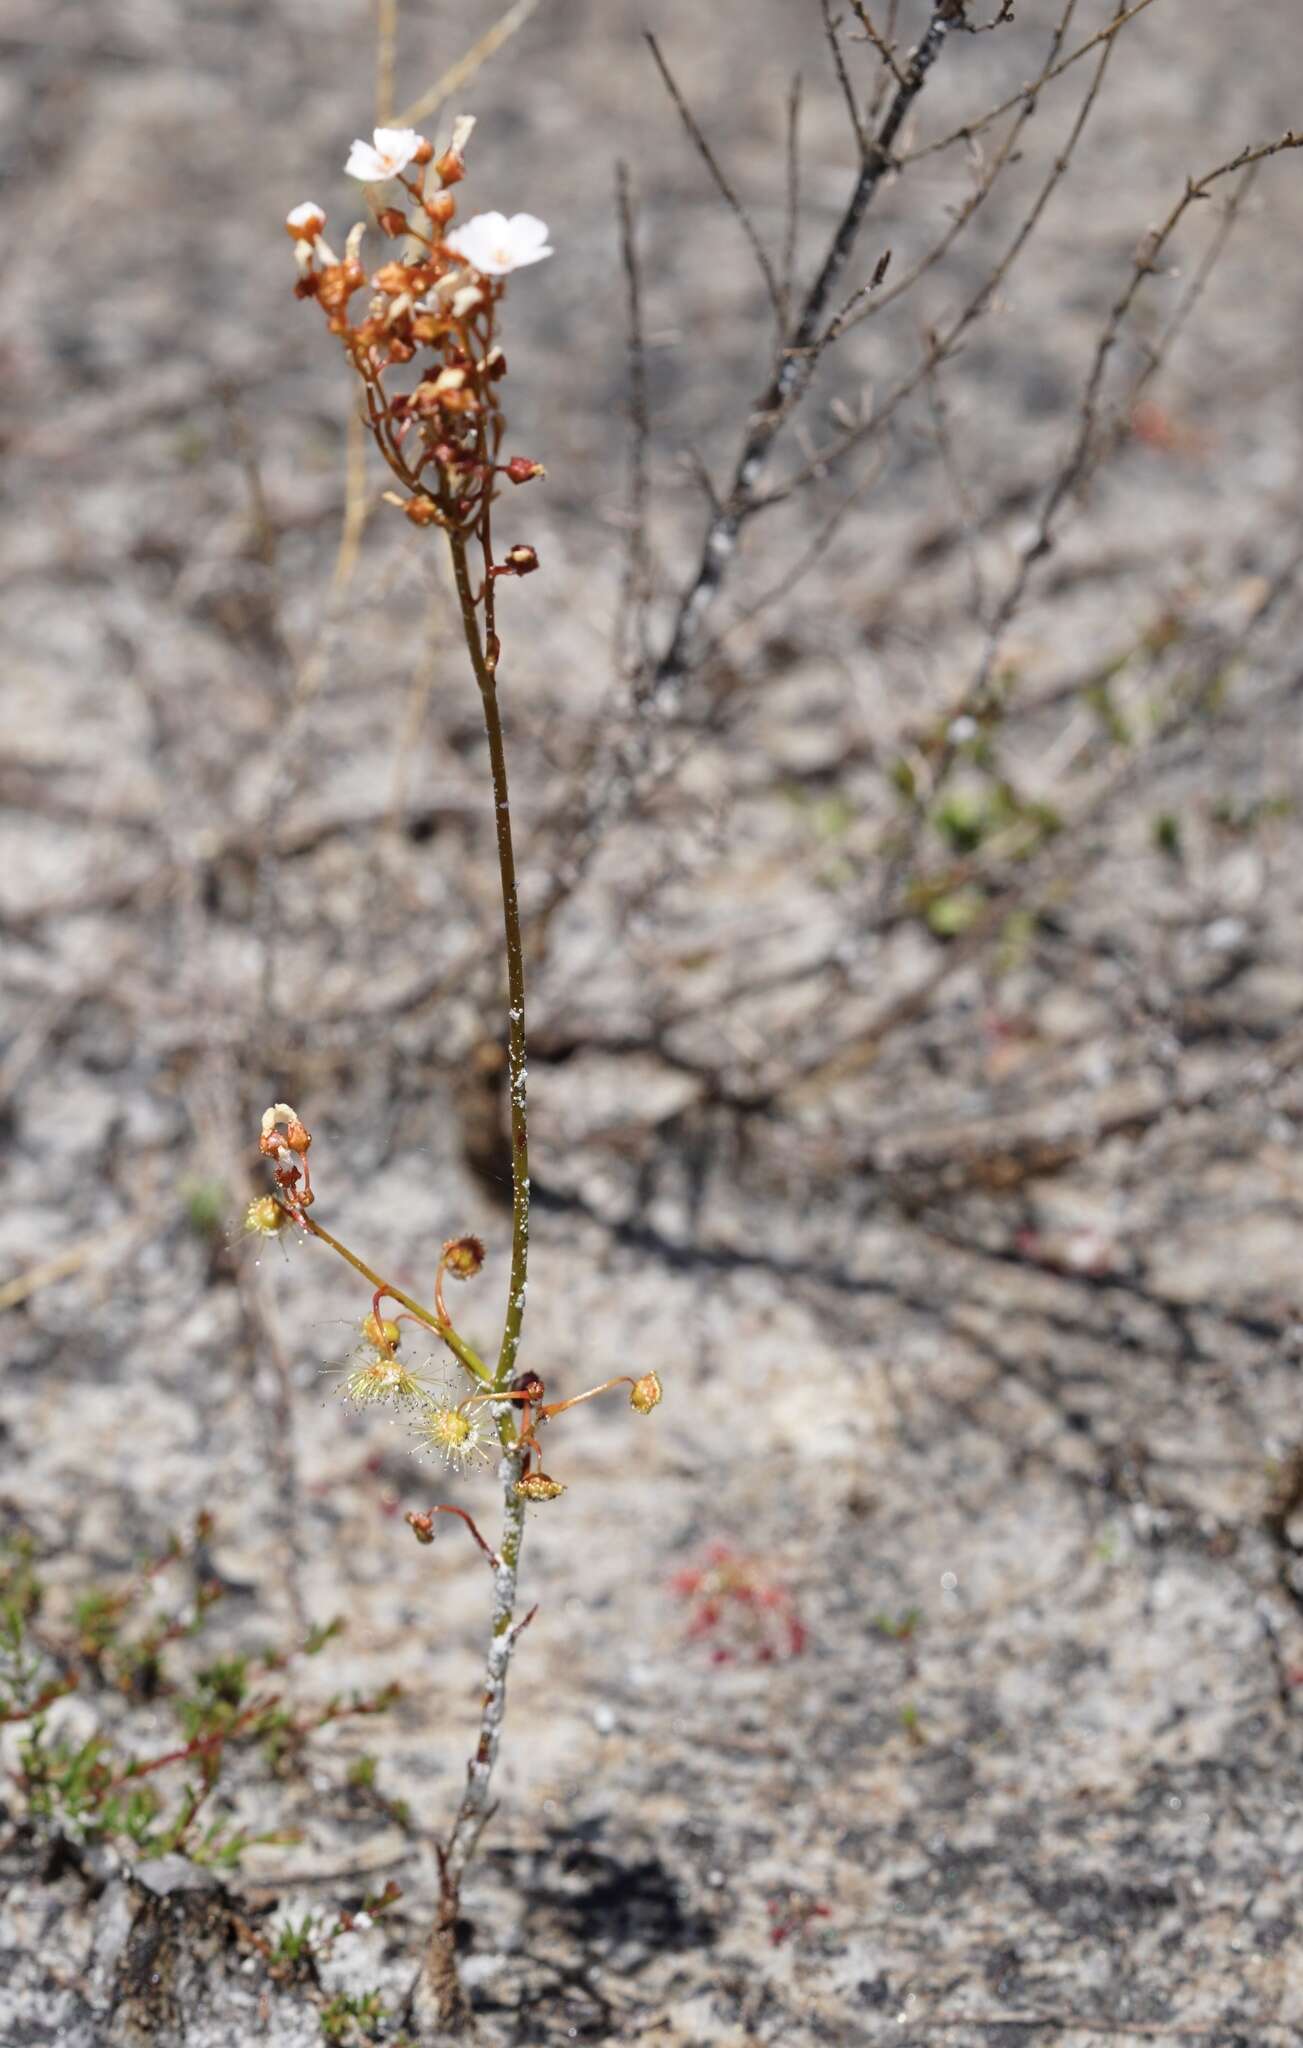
[821,0,869,156]
[846,0,907,87]
[615,161,654,688]
[970,131,1302,699]
[644,32,785,326]
[652,1,957,702]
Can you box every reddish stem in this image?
[425,1505,503,1569]
[107,1693,281,1790]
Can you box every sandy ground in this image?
[4,1,1303,2042]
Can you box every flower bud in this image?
[432,114,475,188]
[442,1234,486,1280]
[504,544,539,576]
[504,456,546,485]
[361,1313,402,1352]
[286,201,326,240]
[630,1371,663,1415]
[377,207,408,237]
[407,1511,436,1544]
[515,1472,566,1503]
[425,191,456,228]
[511,1369,547,1404]
[260,1104,312,1161]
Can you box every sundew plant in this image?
[257,117,662,2036]
[241,9,1303,2035]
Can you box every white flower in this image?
[285,201,325,239]
[444,211,552,277]
[345,126,425,183]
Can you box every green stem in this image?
[447,532,530,1391]
[300,1215,490,1384]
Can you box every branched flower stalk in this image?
[260,120,663,2038]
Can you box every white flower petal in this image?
[345,140,386,181]
[345,125,424,183]
[372,126,423,170]
[444,210,553,277]
[512,213,549,247]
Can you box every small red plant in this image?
[670,1544,808,1663]
[767,1891,833,1948]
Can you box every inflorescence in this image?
[286,119,549,566]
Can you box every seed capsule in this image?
[442,1234,487,1280]
[515,1472,566,1503]
[630,1372,663,1415]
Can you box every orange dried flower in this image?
[372,261,414,294]
[403,496,441,527]
[316,264,361,313]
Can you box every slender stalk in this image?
[284,548,536,2027]
[287,138,546,2042]
[445,1472,528,1884]
[409,1451,527,2037]
[448,532,531,1392]
[408,531,535,2036]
